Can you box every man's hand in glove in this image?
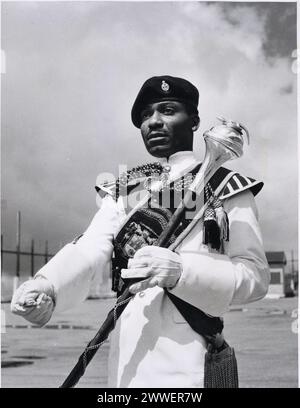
[10,276,56,326]
[121,246,182,294]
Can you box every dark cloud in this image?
[261,2,297,58]
[279,83,293,94]
[218,1,297,58]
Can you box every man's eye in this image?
[141,111,151,121]
[163,107,175,115]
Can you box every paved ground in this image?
[1,295,298,388]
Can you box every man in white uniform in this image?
[11,76,270,388]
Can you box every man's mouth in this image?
[147,132,169,146]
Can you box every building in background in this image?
[265,251,295,298]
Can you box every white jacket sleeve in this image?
[36,195,120,312]
[169,190,270,317]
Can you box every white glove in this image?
[121,246,182,294]
[10,276,56,327]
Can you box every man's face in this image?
[140,101,195,158]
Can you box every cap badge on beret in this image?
[161,80,170,92]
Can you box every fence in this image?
[1,234,54,278]
[1,212,56,296]
[1,211,114,300]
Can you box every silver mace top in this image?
[205,116,250,159]
[189,116,250,194]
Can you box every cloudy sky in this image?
[1,1,297,276]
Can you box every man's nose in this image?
[148,111,163,129]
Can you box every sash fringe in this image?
[204,343,239,388]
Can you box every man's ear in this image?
[191,115,200,132]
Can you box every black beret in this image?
[131,75,199,128]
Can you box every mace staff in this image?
[60,117,249,388]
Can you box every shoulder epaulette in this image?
[95,181,116,198]
[95,162,171,201]
[95,179,144,200]
[219,171,263,200]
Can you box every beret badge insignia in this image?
[161,80,170,92]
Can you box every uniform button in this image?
[139,291,145,298]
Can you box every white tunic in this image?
[36,151,270,388]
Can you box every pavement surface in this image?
[1,295,298,388]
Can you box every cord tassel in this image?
[214,198,229,254]
[203,207,221,250]
[203,184,230,252]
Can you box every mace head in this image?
[203,116,250,160]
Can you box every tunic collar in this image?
[157,151,199,180]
